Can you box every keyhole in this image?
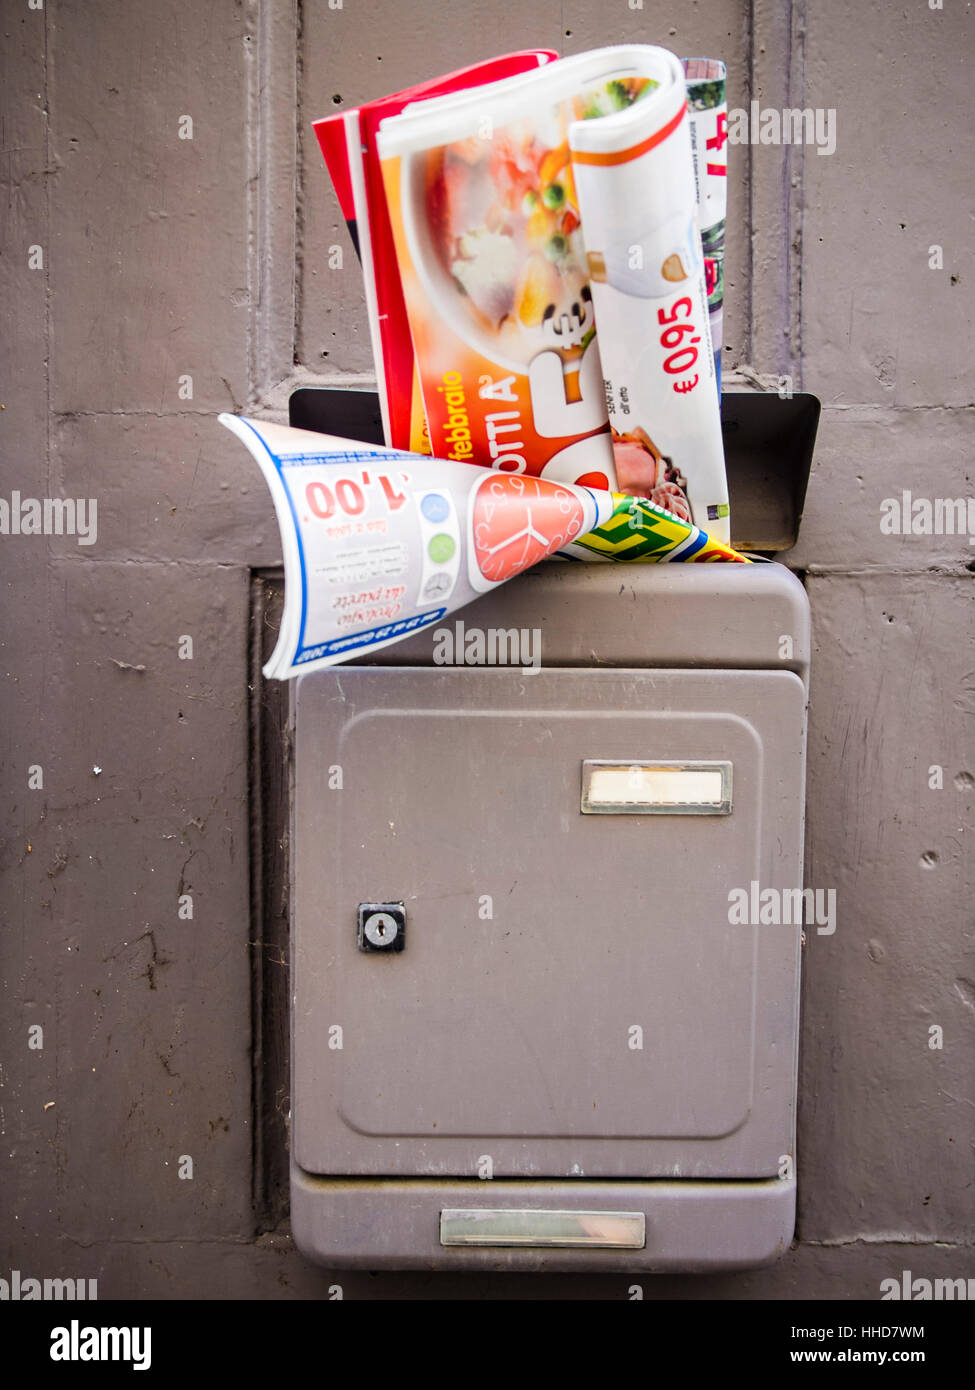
[359,905,404,952]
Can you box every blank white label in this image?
[581,761,732,815]
[440,1208,646,1248]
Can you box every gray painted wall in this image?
[1,0,971,1299]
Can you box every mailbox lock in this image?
[357,902,406,953]
[365,912,398,947]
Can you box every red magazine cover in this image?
[313,51,557,452]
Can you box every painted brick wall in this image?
[1,0,971,1299]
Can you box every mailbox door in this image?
[293,666,805,1180]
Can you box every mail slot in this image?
[288,526,811,1271]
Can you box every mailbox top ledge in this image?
[344,560,810,687]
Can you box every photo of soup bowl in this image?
[400,145,591,376]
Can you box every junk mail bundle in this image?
[223,45,740,676]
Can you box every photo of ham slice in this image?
[611,426,693,524]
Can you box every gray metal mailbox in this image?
[289,557,810,1272]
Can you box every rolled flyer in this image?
[683,58,728,392]
[568,47,730,541]
[561,491,749,562]
[220,415,748,677]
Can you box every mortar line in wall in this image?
[780,0,797,380]
[43,4,52,496]
[798,565,975,579]
[804,1236,970,1249]
[45,557,973,582]
[746,1,798,377]
[247,575,268,1230]
[790,0,807,388]
[52,409,269,421]
[245,0,259,407]
[814,402,975,413]
[745,0,756,370]
[41,0,63,1236]
[48,558,267,571]
[292,0,306,373]
[56,1234,280,1250]
[45,401,975,421]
